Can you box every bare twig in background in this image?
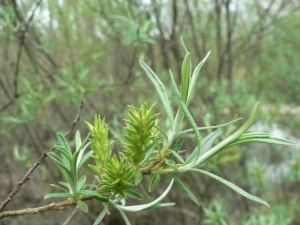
[13,0,42,98]
[184,0,202,59]
[0,101,84,212]
[62,206,80,225]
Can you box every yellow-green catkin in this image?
[85,115,113,178]
[99,155,135,196]
[122,102,160,169]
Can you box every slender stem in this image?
[0,196,93,219]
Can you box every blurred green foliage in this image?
[0,0,299,224]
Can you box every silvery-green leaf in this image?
[166,159,178,170]
[170,174,199,205]
[76,190,109,202]
[147,203,176,209]
[76,175,86,191]
[44,192,73,199]
[50,184,68,193]
[175,118,241,137]
[176,97,202,161]
[149,173,161,192]
[187,102,261,168]
[112,179,174,212]
[124,190,143,200]
[76,134,91,169]
[55,146,72,163]
[59,181,70,190]
[168,137,184,162]
[181,53,191,103]
[139,59,174,125]
[93,209,107,225]
[140,145,155,166]
[75,130,82,151]
[190,168,269,207]
[225,134,295,149]
[116,208,131,225]
[183,130,220,166]
[47,152,71,179]
[77,150,93,170]
[134,171,143,185]
[56,133,72,155]
[180,37,189,53]
[169,150,184,163]
[187,51,211,105]
[169,68,202,159]
[77,200,88,213]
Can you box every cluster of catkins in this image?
[85,102,161,197]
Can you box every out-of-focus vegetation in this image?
[0,0,299,224]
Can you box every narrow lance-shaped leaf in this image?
[175,118,241,137]
[69,149,82,192]
[50,184,68,193]
[47,152,71,176]
[181,53,191,103]
[166,159,178,170]
[76,190,108,202]
[76,134,91,169]
[124,189,143,200]
[134,171,143,185]
[169,150,184,163]
[44,192,73,199]
[183,130,220,166]
[93,209,107,225]
[189,168,270,207]
[149,173,161,192]
[167,69,187,148]
[224,133,295,149]
[77,150,93,171]
[170,174,199,206]
[116,208,131,225]
[56,133,72,155]
[140,145,156,166]
[168,69,185,135]
[77,200,89,213]
[177,97,202,161]
[139,59,174,125]
[112,179,175,212]
[55,146,71,169]
[169,69,202,160]
[168,137,184,162]
[186,102,261,168]
[180,36,189,54]
[75,130,82,152]
[76,175,86,191]
[59,181,71,190]
[55,146,72,162]
[187,51,211,106]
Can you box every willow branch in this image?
[0,196,93,219]
[0,101,84,212]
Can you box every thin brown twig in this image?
[62,206,80,225]
[0,101,84,212]
[0,196,93,219]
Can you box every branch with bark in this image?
[0,196,93,219]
